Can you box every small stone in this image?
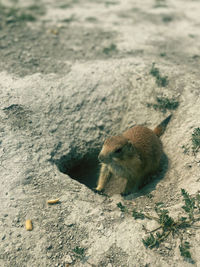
[98,224,104,230]
[186,230,193,235]
[65,254,73,264]
[47,252,52,258]
[120,213,125,218]
[164,243,172,250]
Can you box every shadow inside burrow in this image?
[53,149,100,190]
[124,152,169,200]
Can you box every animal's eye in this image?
[115,148,122,154]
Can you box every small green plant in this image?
[142,233,159,248]
[62,15,76,23]
[155,206,175,229]
[196,192,200,212]
[117,189,200,262]
[2,6,35,22]
[179,241,194,263]
[132,209,145,219]
[150,63,159,77]
[158,96,179,109]
[150,63,168,87]
[146,96,179,113]
[105,1,118,6]
[103,43,117,55]
[162,16,173,23]
[181,145,189,154]
[16,13,36,21]
[192,127,200,153]
[86,17,97,22]
[154,0,167,8]
[181,188,196,221]
[73,246,85,258]
[72,246,95,265]
[181,128,200,155]
[0,3,45,23]
[117,202,127,212]
[59,3,71,9]
[160,52,166,57]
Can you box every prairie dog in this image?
[96,115,172,195]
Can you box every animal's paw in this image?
[93,188,106,196]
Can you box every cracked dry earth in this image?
[0,0,200,266]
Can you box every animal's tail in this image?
[153,114,172,137]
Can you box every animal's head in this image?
[98,135,136,164]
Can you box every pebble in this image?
[65,254,73,264]
[46,252,52,258]
[98,224,104,230]
[164,243,172,249]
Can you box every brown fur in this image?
[96,115,171,195]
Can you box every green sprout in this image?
[0,3,45,23]
[181,188,196,221]
[132,209,145,219]
[179,241,194,263]
[155,206,175,229]
[192,127,200,153]
[117,202,127,212]
[103,43,117,55]
[73,246,85,258]
[150,63,168,87]
[181,145,190,154]
[142,233,159,248]
[147,96,179,113]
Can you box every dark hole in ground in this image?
[54,151,100,189]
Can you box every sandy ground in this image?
[0,0,200,266]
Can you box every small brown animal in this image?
[96,115,172,195]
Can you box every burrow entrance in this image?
[54,149,100,190]
[52,148,169,195]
